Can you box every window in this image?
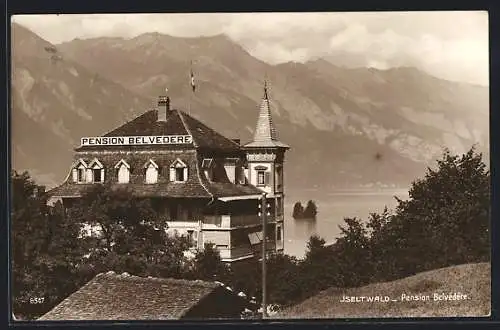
[175,167,185,181]
[235,166,245,184]
[93,169,102,182]
[88,158,104,183]
[276,197,283,215]
[202,158,214,181]
[275,166,283,190]
[144,159,159,184]
[77,167,85,182]
[72,159,88,183]
[255,165,269,186]
[202,158,213,169]
[115,159,130,184]
[257,171,265,185]
[170,158,188,183]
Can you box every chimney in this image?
[157,95,170,122]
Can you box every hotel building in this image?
[47,86,289,263]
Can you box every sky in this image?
[12,12,489,86]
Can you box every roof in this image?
[75,109,241,153]
[244,85,289,149]
[47,181,262,200]
[48,151,212,198]
[47,151,263,200]
[38,271,229,320]
[204,181,263,198]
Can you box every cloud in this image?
[12,12,488,85]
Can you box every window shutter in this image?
[101,169,105,183]
[264,172,270,185]
[169,167,175,182]
[183,167,188,181]
[146,167,158,184]
[118,166,128,183]
[86,169,92,183]
[72,169,78,182]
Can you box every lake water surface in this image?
[283,189,409,259]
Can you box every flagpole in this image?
[189,61,192,116]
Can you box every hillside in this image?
[11,23,153,187]
[11,24,489,189]
[277,262,490,318]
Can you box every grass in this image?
[276,262,490,319]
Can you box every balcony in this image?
[204,214,275,229]
[217,241,277,261]
[218,245,254,261]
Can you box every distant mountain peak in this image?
[13,25,489,191]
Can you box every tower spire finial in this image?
[244,77,289,149]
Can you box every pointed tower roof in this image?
[244,81,289,149]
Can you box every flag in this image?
[190,67,196,92]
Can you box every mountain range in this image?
[11,23,489,191]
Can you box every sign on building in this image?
[80,135,194,146]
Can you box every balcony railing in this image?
[204,214,275,229]
[217,241,277,261]
[218,245,254,260]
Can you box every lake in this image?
[283,188,410,259]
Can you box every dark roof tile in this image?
[38,272,225,320]
[48,151,263,200]
[75,110,240,153]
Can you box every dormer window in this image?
[170,158,188,183]
[72,159,88,184]
[201,158,214,182]
[176,168,185,181]
[114,159,130,184]
[202,158,213,169]
[77,168,85,182]
[88,158,105,183]
[144,159,159,184]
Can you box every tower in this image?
[244,82,289,253]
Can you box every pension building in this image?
[47,87,289,263]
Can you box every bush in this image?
[332,146,490,283]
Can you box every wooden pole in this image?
[261,192,268,318]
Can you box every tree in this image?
[304,235,326,261]
[365,207,398,282]
[334,217,371,287]
[391,146,490,273]
[11,171,86,320]
[266,254,303,306]
[225,257,262,303]
[190,243,230,281]
[355,146,491,281]
[67,184,191,279]
[303,200,318,219]
[292,202,304,219]
[293,235,340,299]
